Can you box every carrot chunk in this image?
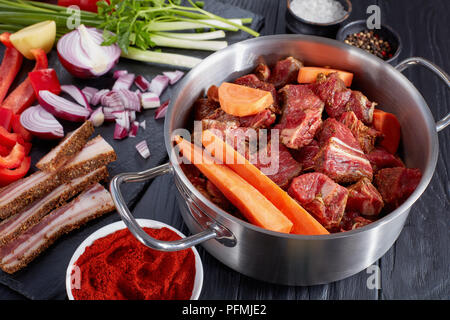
[174,136,293,234]
[218,82,274,117]
[372,109,401,154]
[201,130,329,235]
[297,67,354,87]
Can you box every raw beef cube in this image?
[206,85,219,102]
[314,137,373,183]
[269,56,303,88]
[374,167,422,209]
[254,141,302,189]
[194,98,219,120]
[290,140,320,172]
[201,119,240,132]
[317,118,362,151]
[234,74,279,112]
[338,211,373,232]
[339,111,379,153]
[367,147,404,171]
[254,61,270,81]
[313,73,352,118]
[344,90,375,124]
[288,172,348,229]
[277,85,324,149]
[239,109,276,128]
[346,178,384,216]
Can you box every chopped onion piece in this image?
[129,121,139,137]
[114,123,128,140]
[154,99,170,119]
[149,75,169,97]
[20,105,64,139]
[114,110,130,131]
[117,89,141,111]
[140,120,146,130]
[113,70,128,79]
[103,107,115,121]
[101,91,124,111]
[82,86,99,103]
[129,111,136,122]
[91,89,110,106]
[162,70,184,85]
[136,140,150,159]
[113,73,135,91]
[135,75,151,91]
[89,108,104,127]
[38,90,90,122]
[141,92,160,109]
[61,84,92,112]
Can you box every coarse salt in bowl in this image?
[66,219,204,300]
[289,0,349,24]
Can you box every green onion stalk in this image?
[0,0,259,68]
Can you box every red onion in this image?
[103,107,116,121]
[91,89,110,106]
[114,110,130,131]
[162,70,184,85]
[117,89,141,111]
[57,25,121,78]
[141,92,160,109]
[135,140,150,159]
[129,121,139,137]
[135,75,151,91]
[89,108,104,127]
[114,123,128,140]
[113,70,128,79]
[101,91,124,111]
[38,90,90,122]
[129,111,136,122]
[20,105,64,139]
[113,73,135,91]
[82,86,99,104]
[140,120,146,130]
[149,75,169,97]
[154,99,170,119]
[61,85,92,112]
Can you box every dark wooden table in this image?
[0,0,448,300]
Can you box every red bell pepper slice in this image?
[11,114,33,142]
[1,48,48,114]
[0,33,23,104]
[0,125,22,148]
[0,107,13,131]
[0,143,25,169]
[0,156,31,187]
[29,68,61,96]
[21,141,32,155]
[0,144,10,157]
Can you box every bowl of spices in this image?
[286,0,352,38]
[66,219,204,300]
[336,20,402,64]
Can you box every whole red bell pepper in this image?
[29,68,61,97]
[1,48,48,114]
[11,114,33,142]
[0,156,30,187]
[0,143,25,169]
[0,33,23,104]
[0,107,13,131]
[57,0,108,13]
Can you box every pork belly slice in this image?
[317,118,362,151]
[0,136,116,219]
[288,172,348,229]
[339,111,379,153]
[346,178,384,216]
[374,167,422,210]
[0,167,108,247]
[234,74,279,112]
[338,211,373,232]
[314,137,373,184]
[277,85,324,149]
[290,140,320,172]
[0,183,115,274]
[367,147,404,171]
[36,121,94,172]
[269,56,303,89]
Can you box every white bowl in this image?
[66,219,204,300]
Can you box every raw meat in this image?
[269,56,303,88]
[346,178,384,216]
[290,140,320,172]
[339,111,379,153]
[367,147,404,171]
[317,118,362,150]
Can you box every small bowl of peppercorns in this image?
[336,20,401,64]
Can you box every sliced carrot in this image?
[174,136,293,234]
[372,109,401,154]
[297,67,354,87]
[218,82,273,117]
[202,130,329,235]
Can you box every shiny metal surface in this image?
[112,34,447,285]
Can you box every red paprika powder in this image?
[72,227,196,300]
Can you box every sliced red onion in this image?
[141,92,160,109]
[20,105,64,140]
[134,75,151,91]
[103,107,116,121]
[60,84,92,112]
[82,86,99,103]
[140,120,146,130]
[162,70,184,85]
[149,75,169,97]
[129,121,139,137]
[129,111,136,122]
[114,123,128,140]
[57,25,121,78]
[114,110,130,131]
[89,107,104,127]
[38,90,90,122]
[101,91,124,111]
[154,99,170,119]
[135,140,150,159]
[117,89,141,111]
[91,89,110,106]
[112,73,135,91]
[113,70,128,79]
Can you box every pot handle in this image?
[395,57,450,132]
[110,162,218,252]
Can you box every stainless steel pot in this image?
[110,35,449,286]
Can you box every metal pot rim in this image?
[164,34,440,240]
